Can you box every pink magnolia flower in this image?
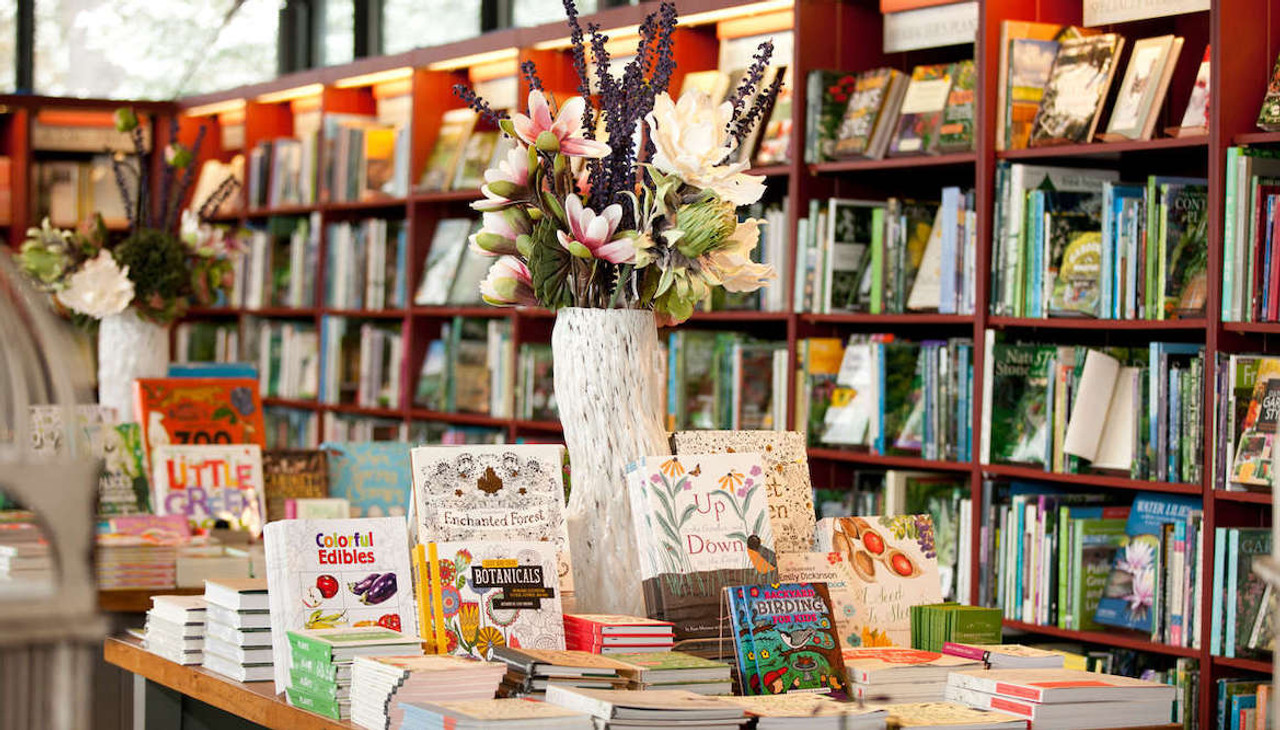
[473,144,530,211]
[470,212,520,256]
[479,256,537,307]
[556,194,634,264]
[511,91,610,158]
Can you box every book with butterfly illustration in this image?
[815,515,942,648]
[626,453,776,640]
[727,582,846,697]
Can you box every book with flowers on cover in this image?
[626,453,777,640]
[423,540,565,661]
[815,515,942,648]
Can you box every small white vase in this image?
[97,310,169,422]
[552,307,670,616]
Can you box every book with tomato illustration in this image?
[262,450,328,522]
[626,453,776,640]
[322,442,412,518]
[151,444,267,534]
[815,515,943,648]
[422,540,564,662]
[133,378,265,457]
[727,582,846,697]
[262,516,418,693]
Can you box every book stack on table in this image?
[564,613,675,654]
[398,697,594,729]
[610,651,733,695]
[284,627,423,721]
[944,668,1178,729]
[0,515,52,593]
[493,648,631,700]
[841,648,981,704]
[201,578,274,683]
[349,654,506,730]
[144,595,207,665]
[722,694,889,730]
[875,702,1025,729]
[545,686,749,729]
[939,643,1066,670]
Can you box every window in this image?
[382,0,482,54]
[512,0,594,29]
[0,0,14,92]
[324,0,355,66]
[35,0,278,99]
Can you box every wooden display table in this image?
[99,588,203,613]
[104,637,351,729]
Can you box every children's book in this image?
[27,404,117,456]
[262,516,417,692]
[1093,492,1200,632]
[151,444,267,534]
[815,515,943,647]
[262,449,328,523]
[775,551,860,650]
[133,378,266,455]
[727,583,846,696]
[321,441,411,518]
[96,423,151,515]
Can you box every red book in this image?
[133,378,266,459]
[1268,194,1280,321]
[563,614,675,637]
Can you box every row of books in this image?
[235,215,320,310]
[666,330,789,431]
[1222,146,1280,322]
[1208,526,1274,659]
[319,317,404,409]
[413,317,514,417]
[251,320,319,400]
[413,217,490,306]
[991,163,1208,320]
[247,136,319,209]
[325,218,409,311]
[805,61,975,162]
[264,407,319,449]
[1217,354,1280,493]
[32,157,134,229]
[322,113,410,203]
[799,335,974,463]
[796,190,976,315]
[175,321,239,364]
[981,339,1205,483]
[1217,679,1274,730]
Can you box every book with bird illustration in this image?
[815,515,943,648]
[727,582,847,696]
[626,453,777,640]
[133,378,265,459]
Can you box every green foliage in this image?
[112,228,192,323]
[527,218,573,310]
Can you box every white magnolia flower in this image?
[56,251,135,319]
[700,218,776,292]
[645,91,766,206]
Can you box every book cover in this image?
[413,218,473,306]
[823,200,883,313]
[1231,528,1272,657]
[1005,38,1061,150]
[985,343,1056,465]
[729,583,846,696]
[1105,35,1181,140]
[426,540,565,661]
[876,701,1024,727]
[775,551,860,650]
[815,515,943,647]
[410,445,572,597]
[807,70,858,163]
[1178,45,1210,130]
[752,69,793,167]
[626,453,776,639]
[262,450,328,523]
[418,109,476,190]
[262,516,418,692]
[889,64,955,157]
[1029,34,1124,147]
[1093,492,1200,632]
[27,404,117,456]
[1043,190,1105,317]
[1159,182,1209,319]
[833,68,896,159]
[451,129,500,190]
[937,60,977,152]
[1068,517,1128,631]
[97,423,151,516]
[672,431,815,554]
[321,441,411,518]
[133,378,266,455]
[151,444,266,534]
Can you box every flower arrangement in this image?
[460,0,782,325]
[16,110,241,325]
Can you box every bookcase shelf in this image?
[244,205,316,218]
[809,151,977,174]
[980,464,1202,495]
[1002,620,1201,659]
[325,309,406,319]
[1232,131,1280,146]
[408,409,511,428]
[513,418,564,433]
[806,448,972,473]
[987,316,1209,332]
[325,403,403,419]
[995,135,1210,161]
[244,307,317,318]
[409,188,482,204]
[1212,655,1275,673]
[323,197,408,213]
[1214,490,1273,504]
[802,312,974,326]
[261,396,319,410]
[1222,321,1280,334]
[748,164,792,177]
[409,306,512,318]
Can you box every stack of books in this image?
[284,627,423,721]
[610,651,733,695]
[564,614,675,654]
[841,647,980,703]
[877,702,1025,729]
[201,579,274,682]
[0,515,51,591]
[722,695,889,730]
[493,648,630,700]
[939,643,1066,670]
[545,686,747,728]
[945,668,1177,729]
[144,595,207,665]
[910,604,1002,652]
[350,654,507,730]
[97,535,181,590]
[398,698,594,729]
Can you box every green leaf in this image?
[726,531,747,542]
[752,511,766,535]
[527,218,572,309]
[678,502,698,527]
[212,407,233,421]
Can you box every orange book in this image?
[880,0,964,13]
[133,378,266,458]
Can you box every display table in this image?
[104,637,351,730]
[99,588,203,613]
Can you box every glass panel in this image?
[0,0,14,92]
[35,0,278,99]
[382,0,482,54]
[324,0,355,66]
[512,0,594,29]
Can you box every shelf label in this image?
[1083,0,1208,26]
[883,1,978,54]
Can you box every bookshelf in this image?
[0,0,1272,723]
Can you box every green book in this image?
[937,60,976,153]
[286,627,421,663]
[290,653,343,682]
[986,343,1057,465]
[1070,516,1128,632]
[288,667,344,699]
[870,207,886,314]
[1230,528,1273,658]
[285,685,342,719]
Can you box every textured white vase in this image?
[97,310,169,422]
[552,307,670,616]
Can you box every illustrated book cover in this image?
[262,449,328,523]
[321,441,412,518]
[1093,492,1200,632]
[151,444,267,534]
[727,582,846,696]
[133,378,265,455]
[1029,34,1125,147]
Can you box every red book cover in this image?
[563,614,675,636]
[134,378,266,456]
[1268,194,1280,321]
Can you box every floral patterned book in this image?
[626,453,776,639]
[410,445,572,598]
[672,431,815,554]
[133,378,265,456]
[815,515,943,647]
[151,444,266,534]
[424,541,565,661]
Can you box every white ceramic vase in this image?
[97,309,169,422]
[552,307,670,616]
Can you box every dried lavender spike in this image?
[451,84,508,124]
[726,40,774,125]
[199,176,240,221]
[168,124,209,232]
[110,155,137,232]
[520,59,543,92]
[729,68,784,146]
[133,126,149,230]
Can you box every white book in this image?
[202,651,275,683]
[149,595,208,625]
[206,619,273,649]
[945,684,1173,728]
[1062,350,1120,462]
[206,603,272,630]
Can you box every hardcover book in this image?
[1230,528,1272,658]
[983,342,1057,465]
[262,516,418,692]
[752,73,794,166]
[1093,492,1200,632]
[423,540,565,661]
[832,68,900,159]
[418,108,476,190]
[815,515,943,647]
[133,378,266,455]
[410,445,572,597]
[1005,36,1061,150]
[151,444,267,534]
[889,64,955,157]
[937,60,977,153]
[1157,181,1209,319]
[1228,359,1280,488]
[806,70,858,163]
[1029,34,1125,147]
[262,450,329,523]
[321,441,412,518]
[775,551,860,650]
[97,423,151,516]
[672,431,815,553]
[727,582,846,696]
[626,453,776,639]
[414,218,474,306]
[1104,35,1183,141]
[1178,45,1210,131]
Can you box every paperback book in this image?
[727,582,846,696]
[133,378,266,454]
[150,444,267,534]
[321,442,411,518]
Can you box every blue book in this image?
[1211,527,1228,655]
[167,362,259,380]
[939,187,961,315]
[320,442,412,519]
[1219,679,1263,730]
[1230,692,1258,730]
[1093,492,1201,632]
